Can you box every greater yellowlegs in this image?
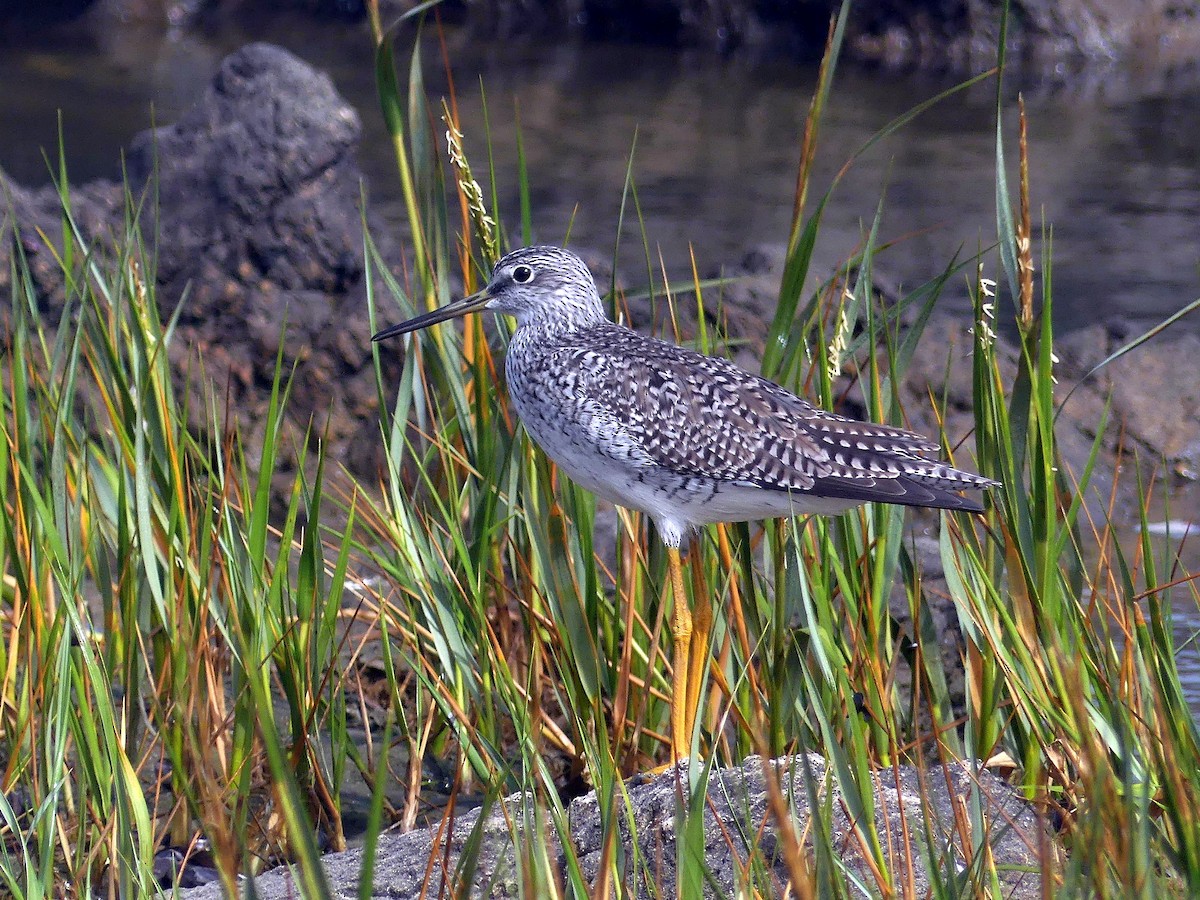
[373,245,997,762]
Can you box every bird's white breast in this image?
[506,372,860,535]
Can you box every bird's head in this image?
[372,245,605,341]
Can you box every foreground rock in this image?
[177,754,1044,898]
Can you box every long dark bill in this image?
[371,287,492,341]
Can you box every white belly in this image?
[511,389,861,536]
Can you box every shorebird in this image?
[373,245,996,762]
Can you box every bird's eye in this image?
[512,264,534,284]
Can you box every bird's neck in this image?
[511,292,608,339]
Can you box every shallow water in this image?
[3,13,1199,333]
[2,12,1199,708]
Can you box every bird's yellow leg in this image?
[685,546,712,738]
[668,545,693,762]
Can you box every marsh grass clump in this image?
[0,193,352,895]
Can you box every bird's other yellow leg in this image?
[685,544,712,738]
[668,545,692,762]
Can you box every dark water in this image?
[3,13,1200,704]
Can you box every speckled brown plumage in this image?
[375,245,997,548]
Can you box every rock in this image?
[708,243,1200,518]
[1087,332,1200,466]
[1054,322,1200,498]
[174,754,1045,898]
[125,42,363,308]
[0,170,124,323]
[2,42,391,482]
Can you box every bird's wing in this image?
[558,332,989,511]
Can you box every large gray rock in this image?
[177,754,1044,898]
[1,42,390,487]
[125,42,363,310]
